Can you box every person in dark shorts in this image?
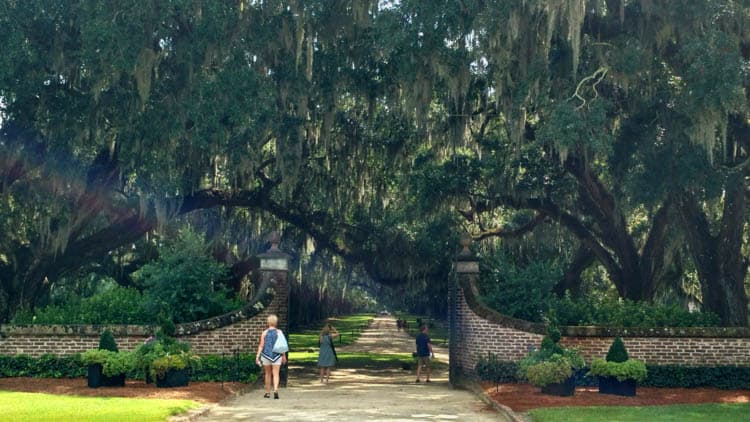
[415,325,433,383]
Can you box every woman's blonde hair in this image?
[320,324,332,336]
[267,314,278,327]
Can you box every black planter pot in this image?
[143,365,153,384]
[87,364,126,388]
[598,376,637,396]
[541,375,576,396]
[156,368,190,388]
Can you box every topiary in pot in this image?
[606,337,628,363]
[81,350,133,388]
[99,330,119,352]
[588,337,647,396]
[518,325,584,396]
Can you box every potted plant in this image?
[81,349,133,388]
[587,337,647,396]
[134,336,158,384]
[519,326,585,397]
[151,351,198,388]
[82,330,133,388]
[135,325,198,388]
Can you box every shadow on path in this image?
[198,317,505,421]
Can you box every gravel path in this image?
[199,316,505,421]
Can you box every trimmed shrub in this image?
[588,358,647,382]
[475,353,519,387]
[643,365,750,389]
[526,357,574,387]
[606,337,629,363]
[11,286,148,325]
[98,330,118,352]
[0,354,86,378]
[81,350,135,377]
[0,353,259,383]
[518,325,585,387]
[191,353,259,383]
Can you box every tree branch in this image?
[472,213,548,241]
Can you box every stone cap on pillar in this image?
[258,231,291,271]
[454,233,479,274]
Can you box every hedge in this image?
[0,353,259,383]
[642,365,750,390]
[474,359,750,390]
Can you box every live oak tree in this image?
[395,0,749,324]
[0,0,454,319]
[0,1,748,325]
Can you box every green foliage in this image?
[588,358,647,382]
[0,353,259,383]
[0,354,86,378]
[136,229,238,323]
[605,337,629,363]
[525,356,574,387]
[191,354,259,383]
[150,352,198,378]
[475,353,519,385]
[479,249,721,327]
[479,255,561,322]
[101,352,135,377]
[475,362,750,390]
[642,365,750,390]
[80,350,135,377]
[98,330,118,352]
[519,325,585,386]
[479,267,720,326]
[553,295,721,328]
[11,286,148,325]
[133,334,196,380]
[80,349,110,366]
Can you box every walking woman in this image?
[317,323,339,383]
[255,314,287,399]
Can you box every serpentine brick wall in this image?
[453,276,750,375]
[0,276,288,357]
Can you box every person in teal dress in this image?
[317,324,339,383]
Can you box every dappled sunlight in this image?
[200,317,501,421]
[720,394,750,404]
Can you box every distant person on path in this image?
[396,319,403,331]
[415,325,433,383]
[256,314,287,399]
[317,323,339,383]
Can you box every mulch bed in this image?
[0,377,247,403]
[482,382,750,412]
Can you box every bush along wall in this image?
[473,358,750,390]
[0,353,259,383]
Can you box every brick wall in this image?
[453,275,750,375]
[0,274,289,357]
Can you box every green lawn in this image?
[528,403,750,422]
[289,314,374,351]
[0,391,199,422]
[396,313,449,346]
[288,351,448,371]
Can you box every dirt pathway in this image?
[199,316,505,421]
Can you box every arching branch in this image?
[472,212,548,241]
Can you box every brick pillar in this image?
[258,231,291,387]
[451,234,479,385]
[258,231,291,331]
